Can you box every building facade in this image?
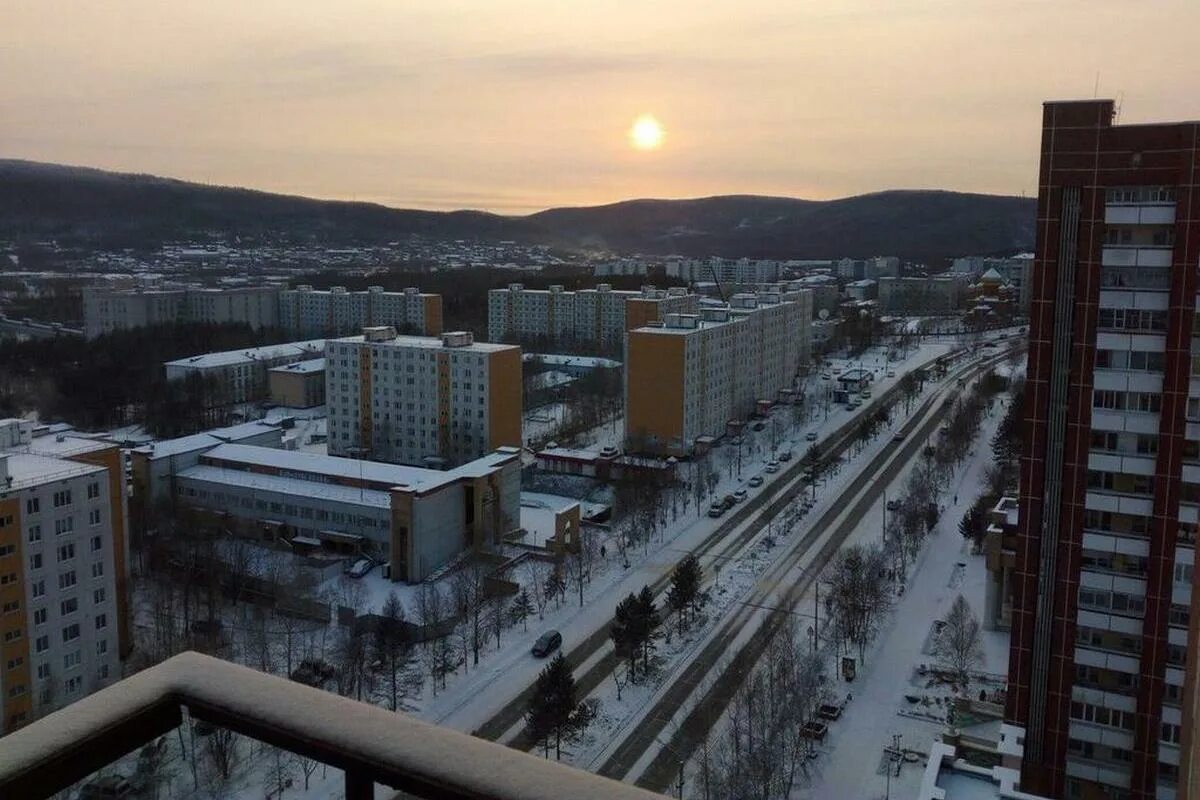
[164,340,325,406]
[268,359,326,408]
[665,258,782,286]
[326,329,521,468]
[878,274,970,314]
[278,286,442,338]
[624,290,812,455]
[487,284,697,349]
[83,284,441,340]
[173,444,521,583]
[0,437,128,734]
[1006,100,1200,800]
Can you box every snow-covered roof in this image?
[133,421,281,460]
[523,353,622,369]
[332,332,515,353]
[179,464,391,509]
[199,443,518,494]
[2,452,104,490]
[268,358,326,375]
[165,340,325,370]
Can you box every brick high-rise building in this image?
[1007,100,1200,800]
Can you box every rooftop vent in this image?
[441,331,474,348]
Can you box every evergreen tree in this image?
[525,653,578,759]
[635,585,661,671]
[510,588,534,632]
[610,593,640,679]
[668,554,702,632]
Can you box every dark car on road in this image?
[531,630,562,658]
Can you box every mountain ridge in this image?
[0,159,1035,260]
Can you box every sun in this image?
[629,114,664,151]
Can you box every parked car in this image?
[886,498,901,511]
[751,421,766,432]
[79,776,134,800]
[847,399,861,410]
[893,430,908,442]
[748,475,764,488]
[886,370,896,378]
[732,489,748,503]
[805,431,818,441]
[765,460,780,474]
[779,450,793,461]
[599,445,619,457]
[708,502,726,518]
[346,558,375,579]
[821,372,832,380]
[861,388,872,399]
[531,630,562,658]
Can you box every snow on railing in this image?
[0,651,663,800]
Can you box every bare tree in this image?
[934,595,984,686]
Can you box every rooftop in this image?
[22,434,116,459]
[199,443,519,494]
[524,353,622,369]
[333,332,516,353]
[164,339,325,370]
[1,452,105,490]
[179,464,391,509]
[268,357,326,375]
[133,421,281,460]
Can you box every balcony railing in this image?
[0,651,664,800]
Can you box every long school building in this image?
[624,290,812,455]
[326,329,521,468]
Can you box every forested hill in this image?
[0,159,1035,260]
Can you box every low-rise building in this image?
[624,290,812,455]
[845,279,878,302]
[164,340,325,406]
[0,434,129,734]
[877,274,970,314]
[268,359,326,409]
[326,329,521,467]
[174,444,521,582]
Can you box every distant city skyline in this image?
[3,1,1199,214]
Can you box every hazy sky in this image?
[4,1,1199,213]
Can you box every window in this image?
[52,490,72,508]
[1,600,19,614]
[60,597,78,616]
[58,570,76,590]
[3,629,22,643]
[6,655,24,671]
[63,650,81,671]
[36,663,50,680]
[57,543,75,563]
[90,535,102,552]
[35,635,49,653]
[93,587,106,605]
[25,498,40,515]
[28,524,42,543]
[96,639,108,657]
[54,517,73,536]
[91,561,104,579]
[87,482,100,500]
[95,613,107,630]
[33,608,46,626]
[61,623,80,643]
[65,676,82,695]
[31,579,44,599]
[88,509,102,527]
[29,553,42,570]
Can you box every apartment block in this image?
[665,257,782,285]
[1006,100,1200,800]
[624,290,812,455]
[164,340,325,405]
[326,328,521,468]
[278,286,442,338]
[877,274,970,314]
[487,284,697,349]
[0,436,128,734]
[173,443,520,583]
[82,284,442,340]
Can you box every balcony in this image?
[0,652,661,800]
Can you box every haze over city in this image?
[4,0,1200,212]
